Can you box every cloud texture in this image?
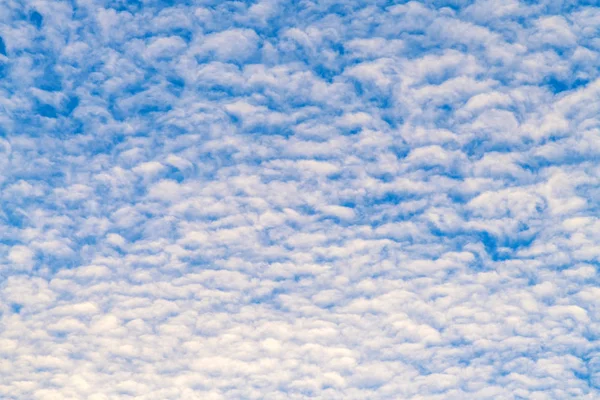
[1,0,600,398]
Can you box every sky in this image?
[1,0,600,399]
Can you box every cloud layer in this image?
[1,0,600,398]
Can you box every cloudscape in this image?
[1,0,600,398]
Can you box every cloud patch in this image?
[0,0,599,399]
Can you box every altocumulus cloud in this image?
[1,0,600,399]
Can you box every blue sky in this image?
[1,0,600,398]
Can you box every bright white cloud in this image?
[0,0,599,399]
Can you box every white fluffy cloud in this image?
[0,0,599,399]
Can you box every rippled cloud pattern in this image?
[1,0,600,399]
